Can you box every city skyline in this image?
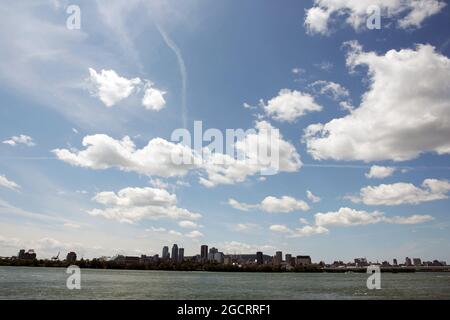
[1,1,450,264]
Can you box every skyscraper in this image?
[208,247,218,261]
[256,251,263,265]
[178,248,184,263]
[285,254,292,266]
[201,245,208,262]
[171,244,179,263]
[274,251,282,266]
[162,246,169,260]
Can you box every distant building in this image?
[18,249,36,260]
[214,252,224,264]
[66,251,77,262]
[405,257,412,266]
[393,259,398,266]
[413,258,422,266]
[208,247,218,261]
[273,251,282,266]
[178,248,184,263]
[256,252,263,265]
[171,244,179,263]
[285,254,293,266]
[200,245,208,262]
[162,246,169,260]
[124,256,140,265]
[354,258,368,267]
[296,255,312,266]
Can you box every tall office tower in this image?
[178,248,184,263]
[162,246,169,260]
[256,251,263,265]
[274,251,282,265]
[171,244,179,263]
[200,245,208,262]
[285,254,292,266]
[393,258,398,266]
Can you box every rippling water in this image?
[0,266,449,299]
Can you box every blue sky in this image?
[1,0,450,263]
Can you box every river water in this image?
[0,266,449,299]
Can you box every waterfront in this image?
[0,266,449,299]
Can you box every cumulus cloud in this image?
[2,134,35,147]
[262,89,322,122]
[199,121,302,187]
[0,175,20,191]
[87,68,141,107]
[304,42,450,162]
[53,134,196,178]
[365,165,396,179]
[315,207,434,226]
[349,179,450,205]
[304,0,446,35]
[54,121,301,187]
[88,187,201,223]
[142,86,166,111]
[229,195,309,213]
[306,190,321,203]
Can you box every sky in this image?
[0,0,450,263]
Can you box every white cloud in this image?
[304,0,446,35]
[349,179,450,206]
[142,86,166,111]
[149,178,170,189]
[88,187,201,223]
[185,230,204,238]
[53,134,196,178]
[168,230,183,237]
[260,196,310,213]
[0,175,20,191]
[365,165,396,179]
[262,89,322,122]
[311,80,349,101]
[306,190,321,203]
[315,207,434,227]
[299,218,309,225]
[269,224,292,233]
[305,6,331,35]
[229,195,309,213]
[199,121,302,187]
[228,198,256,212]
[55,121,301,188]
[2,134,35,147]
[270,224,329,237]
[233,223,259,232]
[304,42,450,162]
[87,68,141,107]
[178,220,199,229]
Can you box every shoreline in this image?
[1,260,449,273]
